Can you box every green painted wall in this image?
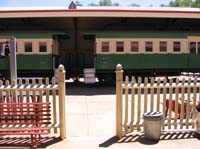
[95,54,200,70]
[0,54,53,70]
[85,32,200,38]
[0,58,8,69]
[0,32,66,38]
[17,54,53,70]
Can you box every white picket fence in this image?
[116,64,199,138]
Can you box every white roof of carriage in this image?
[0,6,200,18]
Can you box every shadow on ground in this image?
[99,131,200,148]
[0,136,61,149]
[66,82,115,96]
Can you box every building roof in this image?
[0,6,200,18]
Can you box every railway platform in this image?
[47,133,200,149]
[46,86,200,149]
[0,85,200,149]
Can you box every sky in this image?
[0,0,172,7]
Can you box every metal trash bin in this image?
[143,112,163,141]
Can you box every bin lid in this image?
[143,112,162,118]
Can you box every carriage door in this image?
[189,41,200,54]
[188,40,200,69]
[189,37,200,54]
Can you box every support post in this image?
[9,37,17,82]
[116,64,123,138]
[58,64,66,139]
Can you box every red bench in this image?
[0,102,51,149]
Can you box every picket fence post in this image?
[116,64,123,138]
[58,64,66,140]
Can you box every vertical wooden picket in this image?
[174,78,179,129]
[192,77,197,128]
[52,78,58,133]
[130,77,135,132]
[150,78,154,112]
[18,79,23,102]
[5,80,10,103]
[180,79,185,129]
[31,79,36,102]
[144,77,148,113]
[186,78,191,129]
[11,80,16,102]
[168,79,173,129]
[45,78,50,103]
[124,76,129,133]
[137,77,142,131]
[157,78,161,112]
[162,78,167,130]
[39,79,43,102]
[25,79,30,102]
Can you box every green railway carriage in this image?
[91,32,200,80]
[0,32,65,78]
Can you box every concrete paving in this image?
[45,85,200,149]
[1,85,198,149]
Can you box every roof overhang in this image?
[0,6,200,19]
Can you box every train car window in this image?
[39,42,47,52]
[173,42,181,52]
[189,42,196,53]
[198,42,200,53]
[116,42,124,52]
[101,42,109,52]
[24,42,32,52]
[145,42,153,52]
[131,42,139,52]
[159,41,167,52]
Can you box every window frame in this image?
[159,41,167,52]
[39,42,47,52]
[24,42,32,52]
[145,41,153,52]
[116,41,124,52]
[101,41,109,52]
[173,41,181,52]
[131,41,139,52]
[189,42,196,54]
